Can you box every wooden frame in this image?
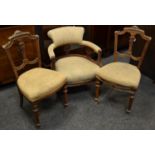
[0,26,36,85]
[3,30,66,127]
[3,31,42,78]
[95,26,152,112]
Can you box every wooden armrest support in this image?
[97,50,102,66]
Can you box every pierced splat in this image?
[128,35,136,53]
[114,26,152,68]
[3,30,41,79]
[16,41,26,60]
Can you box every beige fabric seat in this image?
[95,26,151,113]
[96,62,141,89]
[17,68,66,102]
[55,56,100,85]
[3,31,68,127]
[47,26,102,105]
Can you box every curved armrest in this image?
[48,43,56,60]
[81,40,102,66]
[81,40,102,53]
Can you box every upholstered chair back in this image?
[47,26,85,48]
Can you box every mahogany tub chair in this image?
[3,31,66,127]
[95,26,151,112]
[47,26,102,106]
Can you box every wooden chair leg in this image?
[95,79,101,103]
[19,91,23,108]
[32,103,40,128]
[63,85,68,108]
[126,93,135,113]
[17,89,23,108]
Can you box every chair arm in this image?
[81,40,102,66]
[48,43,56,60]
[81,40,102,53]
[48,43,56,69]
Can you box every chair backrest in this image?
[114,26,152,68]
[3,30,41,79]
[47,26,85,47]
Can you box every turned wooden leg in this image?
[63,85,68,108]
[126,93,135,113]
[19,92,23,108]
[95,79,101,103]
[32,103,40,128]
[17,89,23,108]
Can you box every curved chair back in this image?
[3,30,41,79]
[114,26,152,68]
[47,26,85,48]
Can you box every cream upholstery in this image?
[47,26,84,47]
[55,56,100,85]
[47,26,102,87]
[48,43,56,59]
[17,68,66,102]
[48,40,102,59]
[81,40,101,53]
[96,62,141,89]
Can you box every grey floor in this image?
[0,56,155,130]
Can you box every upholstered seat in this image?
[47,26,102,105]
[17,68,66,102]
[3,31,68,127]
[95,26,151,112]
[55,56,100,85]
[96,62,141,89]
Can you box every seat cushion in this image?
[55,56,100,85]
[17,68,66,102]
[96,62,141,89]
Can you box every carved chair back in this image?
[3,31,41,79]
[114,26,152,69]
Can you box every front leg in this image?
[63,85,68,108]
[95,79,101,103]
[32,102,40,128]
[126,92,136,113]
